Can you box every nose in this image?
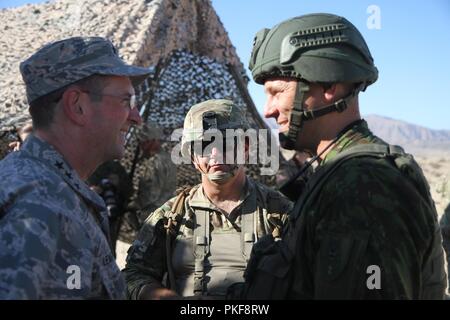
[128,107,142,126]
[209,146,224,164]
[263,96,279,119]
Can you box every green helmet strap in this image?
[281,82,361,150]
[281,81,309,149]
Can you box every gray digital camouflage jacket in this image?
[0,135,126,299]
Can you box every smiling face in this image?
[263,77,337,152]
[191,137,249,184]
[263,77,298,136]
[83,75,142,162]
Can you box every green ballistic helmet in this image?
[181,99,250,159]
[249,13,378,88]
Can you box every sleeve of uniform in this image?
[0,202,93,299]
[304,158,439,299]
[261,185,294,229]
[122,200,174,299]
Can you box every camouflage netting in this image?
[0,0,249,156]
[0,0,282,242]
[123,49,276,193]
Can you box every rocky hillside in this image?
[364,114,450,152]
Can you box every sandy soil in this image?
[414,150,450,219]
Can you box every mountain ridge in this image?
[364,114,450,152]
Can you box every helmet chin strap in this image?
[280,81,360,150]
[279,81,310,150]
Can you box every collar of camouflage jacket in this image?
[321,119,378,165]
[20,134,107,212]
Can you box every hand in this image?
[138,284,179,300]
[8,141,21,152]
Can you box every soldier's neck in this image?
[315,105,361,160]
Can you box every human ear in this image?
[323,83,338,102]
[61,88,88,126]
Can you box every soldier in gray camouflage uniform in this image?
[0,37,151,299]
[123,99,293,299]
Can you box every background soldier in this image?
[242,13,447,299]
[123,99,293,299]
[87,160,133,257]
[0,37,150,299]
[129,122,177,225]
[7,121,33,152]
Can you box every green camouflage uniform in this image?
[123,177,292,299]
[134,151,177,215]
[245,120,447,299]
[439,204,450,289]
[242,13,447,300]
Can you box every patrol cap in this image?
[181,99,250,158]
[182,99,249,142]
[20,36,152,104]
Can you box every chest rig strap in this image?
[240,189,257,262]
[192,208,211,296]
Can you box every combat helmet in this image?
[249,13,378,149]
[181,99,250,158]
[181,99,250,183]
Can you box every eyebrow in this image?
[115,92,134,98]
[265,83,284,93]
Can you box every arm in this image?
[122,203,179,300]
[261,188,294,237]
[0,212,58,299]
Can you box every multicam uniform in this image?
[134,151,177,217]
[0,135,126,299]
[124,177,292,299]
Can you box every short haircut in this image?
[29,74,109,129]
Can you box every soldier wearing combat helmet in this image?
[124,99,292,299]
[242,13,446,299]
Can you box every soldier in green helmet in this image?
[123,99,292,299]
[241,13,447,299]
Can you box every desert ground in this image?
[414,150,450,219]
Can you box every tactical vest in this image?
[166,185,263,297]
[242,143,447,299]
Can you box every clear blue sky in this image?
[2,0,450,130]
